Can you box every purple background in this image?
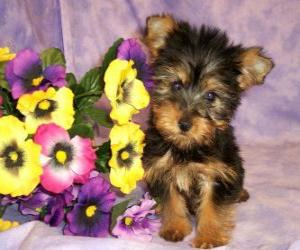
[1,1,300,250]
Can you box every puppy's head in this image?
[145,14,273,149]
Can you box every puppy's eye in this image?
[205,91,216,102]
[171,80,183,91]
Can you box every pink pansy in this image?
[34,123,96,193]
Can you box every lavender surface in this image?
[0,1,299,249]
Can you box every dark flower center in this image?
[117,144,137,168]
[34,99,57,118]
[1,142,24,170]
[116,79,131,104]
[50,143,73,167]
[23,64,45,89]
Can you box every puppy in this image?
[142,14,273,248]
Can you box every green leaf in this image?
[99,38,124,91]
[95,141,111,173]
[40,48,66,69]
[72,111,86,125]
[68,123,94,138]
[0,62,9,90]
[0,89,17,116]
[71,38,123,110]
[0,206,7,218]
[110,199,131,231]
[74,67,102,110]
[66,72,77,89]
[83,106,113,128]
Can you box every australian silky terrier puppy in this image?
[142,15,273,248]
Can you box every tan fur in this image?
[144,153,238,247]
[143,150,172,187]
[159,185,192,242]
[145,14,177,58]
[152,101,182,139]
[192,182,235,248]
[238,47,274,90]
[152,101,216,149]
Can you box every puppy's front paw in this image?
[159,228,187,242]
[191,235,229,249]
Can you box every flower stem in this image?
[0,206,7,218]
[75,91,102,99]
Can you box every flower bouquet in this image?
[0,38,160,240]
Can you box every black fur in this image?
[143,124,244,210]
[144,21,246,213]
[152,23,244,124]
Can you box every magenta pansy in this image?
[33,123,96,193]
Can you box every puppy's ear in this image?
[237,47,274,90]
[145,14,177,58]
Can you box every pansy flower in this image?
[34,123,96,194]
[64,175,116,237]
[109,123,145,194]
[19,186,74,227]
[117,38,154,89]
[0,47,15,62]
[0,218,19,232]
[0,116,42,197]
[17,87,74,134]
[112,192,160,241]
[104,59,150,124]
[5,49,66,99]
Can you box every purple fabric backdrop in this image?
[0,1,300,249]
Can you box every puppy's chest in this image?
[172,162,209,195]
[159,150,211,194]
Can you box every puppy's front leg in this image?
[159,185,192,242]
[192,183,235,249]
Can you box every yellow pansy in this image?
[0,219,19,232]
[0,116,42,197]
[109,123,145,194]
[104,59,150,125]
[16,87,75,134]
[0,47,15,62]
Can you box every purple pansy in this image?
[117,38,154,89]
[0,195,19,206]
[5,49,66,99]
[64,175,116,237]
[19,186,75,227]
[112,192,160,241]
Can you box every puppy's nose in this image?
[178,119,192,132]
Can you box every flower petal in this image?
[41,164,74,193]
[0,116,27,151]
[13,49,41,79]
[78,176,112,203]
[34,123,70,155]
[11,80,28,99]
[117,38,146,64]
[51,87,75,130]
[110,102,138,125]
[69,136,96,175]
[109,167,126,189]
[43,65,66,87]
[5,60,18,83]
[126,79,150,110]
[104,59,135,102]
[7,140,42,197]
[99,192,116,213]
[0,47,15,62]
